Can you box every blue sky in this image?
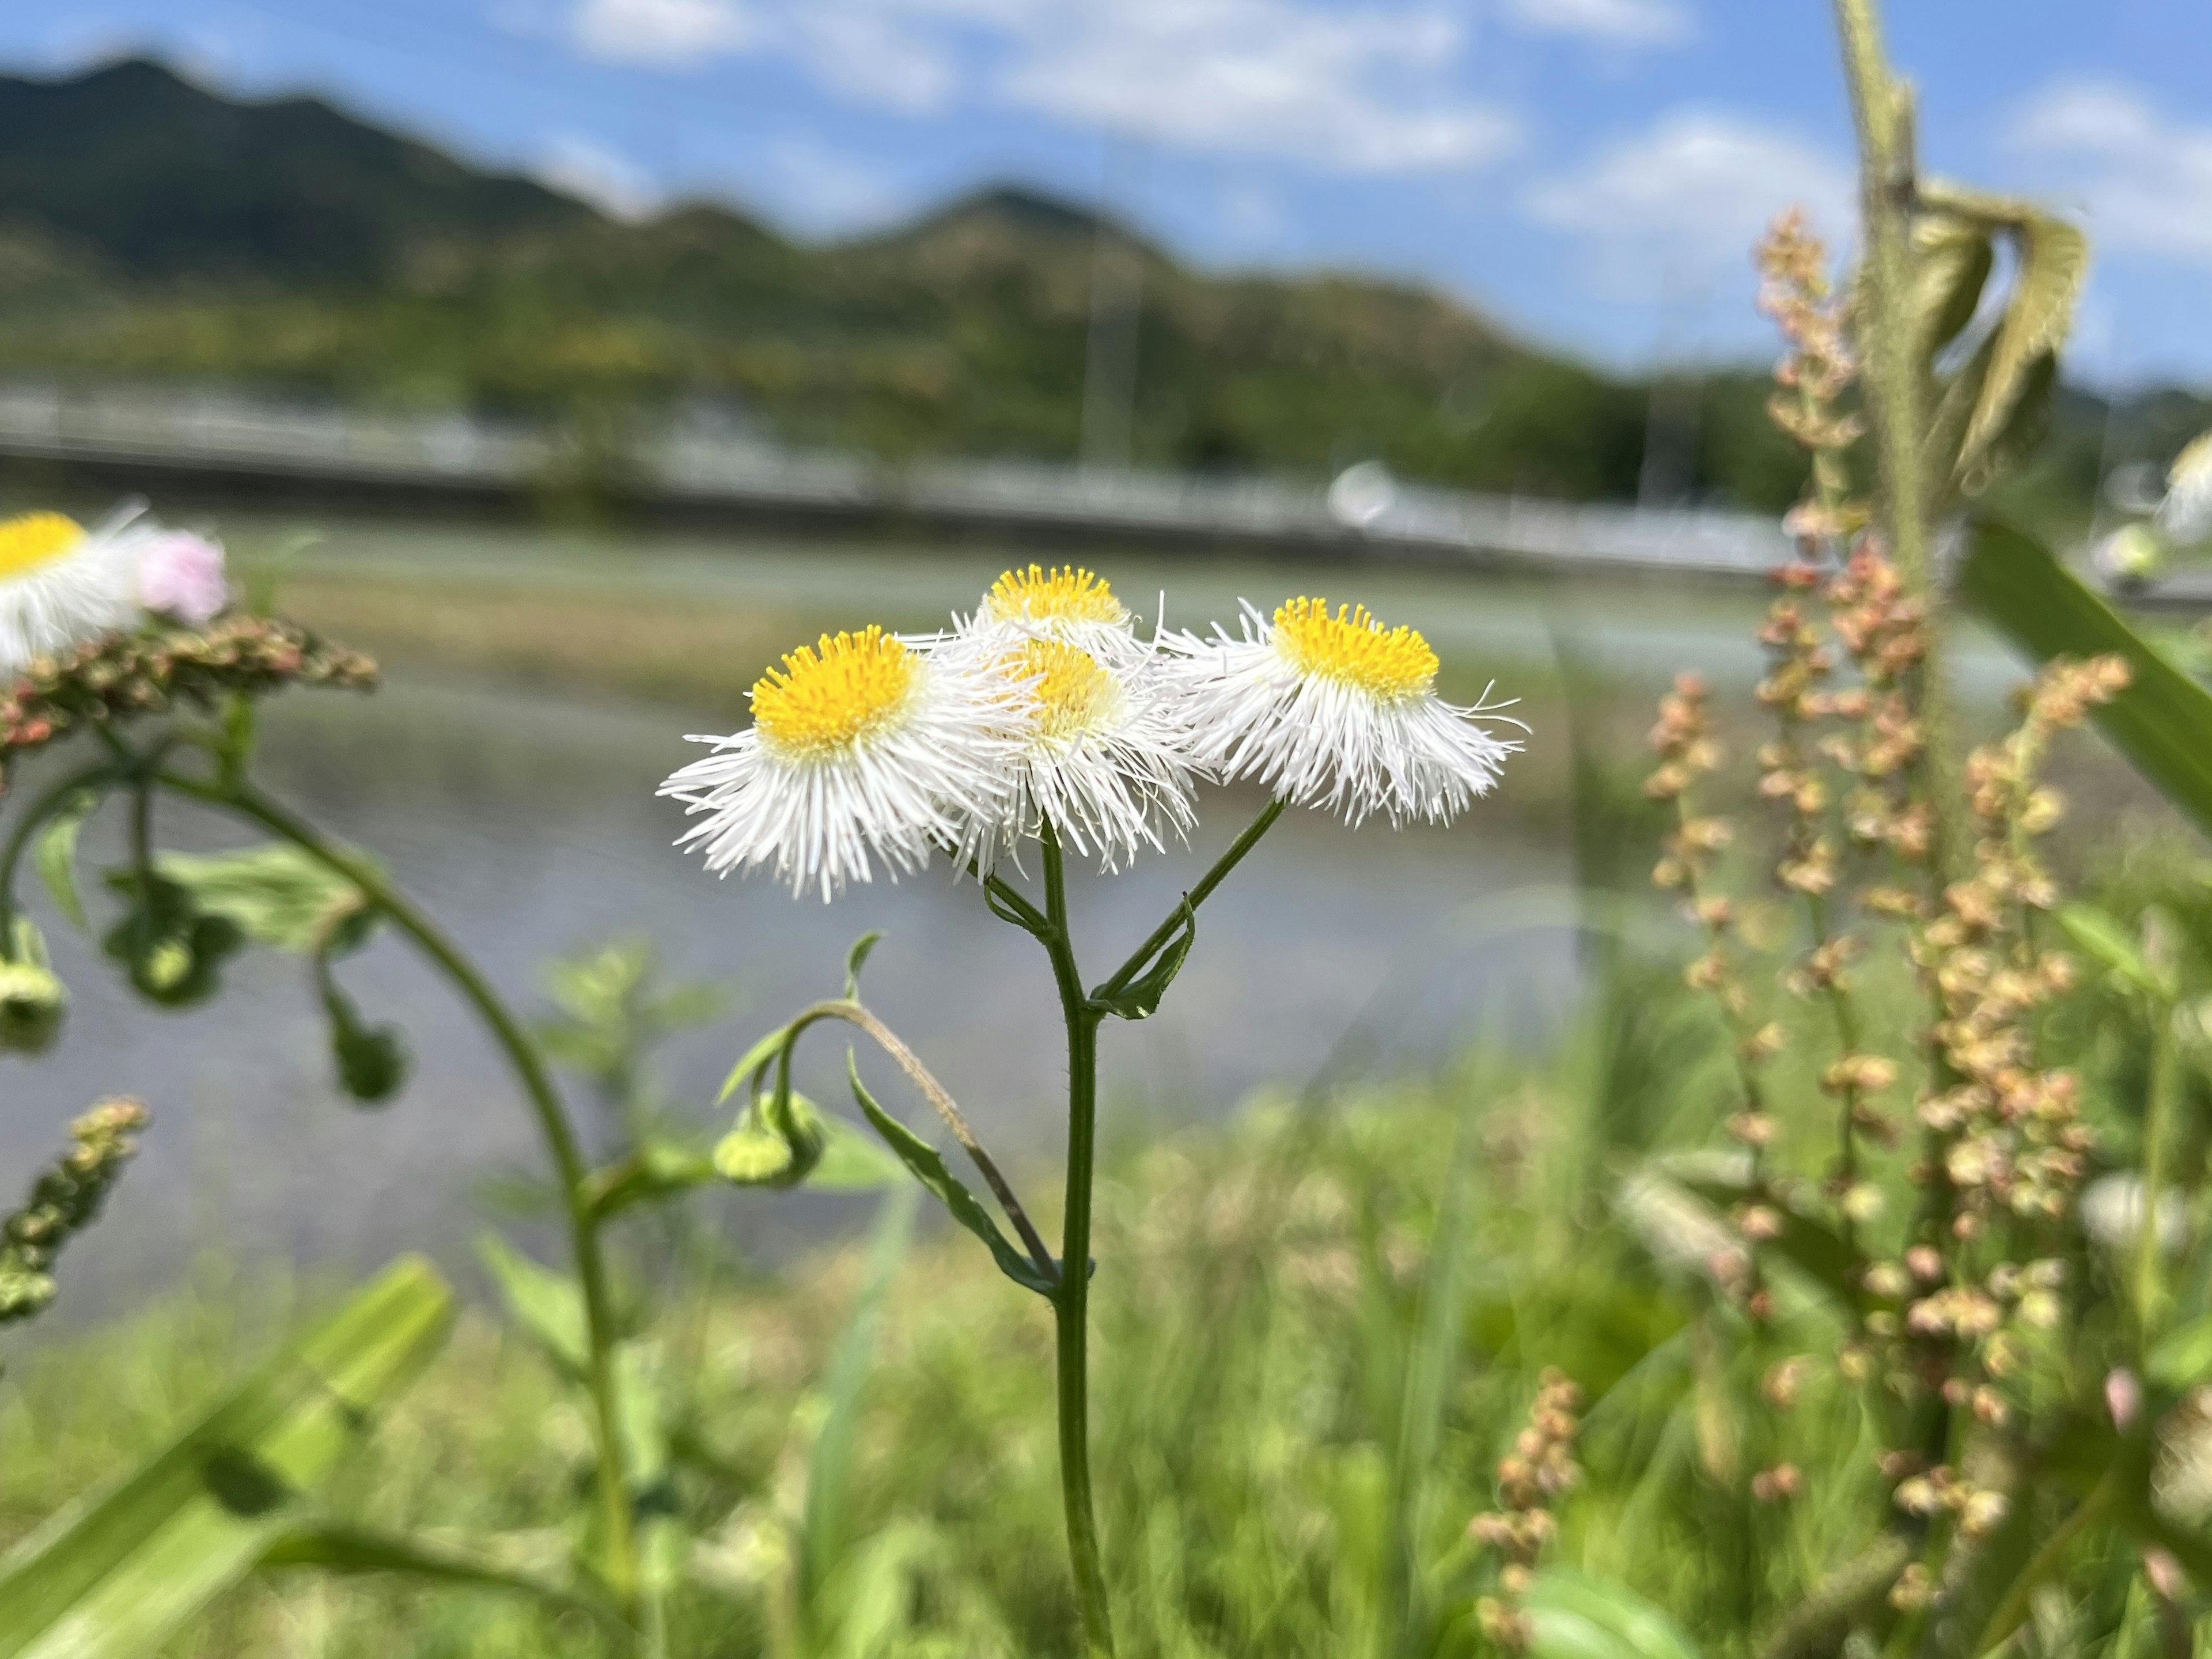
[5,0,2210,385]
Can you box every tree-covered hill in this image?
[0,56,2195,520]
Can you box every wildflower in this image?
[0,506,160,680]
[137,531,229,624]
[661,626,1024,900]
[934,569,1199,872]
[1162,597,1517,827]
[967,563,1150,669]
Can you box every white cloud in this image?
[570,0,758,67]
[536,134,664,219]
[763,137,908,233]
[1527,109,1853,287]
[564,0,1514,175]
[2010,79,2212,267]
[1503,0,1691,48]
[1001,0,1514,172]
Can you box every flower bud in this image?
[0,957,67,1055]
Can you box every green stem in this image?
[1830,0,1967,882]
[1095,798,1284,1001]
[2136,1001,2181,1341]
[1040,824,1116,1657]
[157,769,643,1621]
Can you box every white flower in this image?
[660,625,1025,901]
[0,505,160,678]
[966,563,1153,669]
[1161,596,1520,826]
[932,566,1198,873]
[2159,430,2212,546]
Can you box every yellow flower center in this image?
[1272,597,1438,702]
[986,565,1126,627]
[1007,639,1117,741]
[751,626,916,759]
[0,513,84,581]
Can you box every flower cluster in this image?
[661,566,1520,899]
[1471,1368,1584,1653]
[1907,656,2129,1235]
[0,613,378,770]
[1756,210,1866,551]
[0,1099,149,1329]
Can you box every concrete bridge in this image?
[0,380,1805,579]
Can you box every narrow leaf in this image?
[1960,518,2212,841]
[843,931,881,999]
[1957,209,2088,476]
[153,844,376,956]
[1095,898,1194,1021]
[846,1054,1054,1296]
[475,1234,589,1379]
[2056,903,2172,1000]
[1908,213,1993,362]
[716,1022,796,1107]
[0,1257,453,1659]
[33,793,99,931]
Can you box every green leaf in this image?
[0,1256,453,1659]
[805,1115,902,1192]
[1962,349,2058,496]
[1960,519,2212,840]
[1919,190,2089,479]
[476,1234,589,1380]
[2148,1313,2212,1390]
[33,793,99,931]
[2056,903,2174,1001]
[843,931,881,999]
[258,1523,621,1631]
[1909,213,1994,362]
[153,844,377,956]
[1093,897,1194,1021]
[715,1022,797,1107]
[1524,1569,1706,1659]
[846,1052,1055,1297]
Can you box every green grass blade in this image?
[0,1255,454,1659]
[1960,518,2212,835]
[800,1182,918,1626]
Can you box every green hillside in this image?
[0,55,2192,519]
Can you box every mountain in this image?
[0,58,590,283]
[10,54,2166,518]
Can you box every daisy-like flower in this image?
[660,624,1024,900]
[1162,596,1520,827]
[969,563,1152,667]
[2158,430,2212,547]
[931,566,1200,873]
[0,505,161,679]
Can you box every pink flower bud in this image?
[137,532,228,625]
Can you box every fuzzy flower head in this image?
[0,506,157,680]
[971,563,1150,668]
[934,566,1198,872]
[660,625,1024,900]
[1165,596,1520,826]
[138,531,228,624]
